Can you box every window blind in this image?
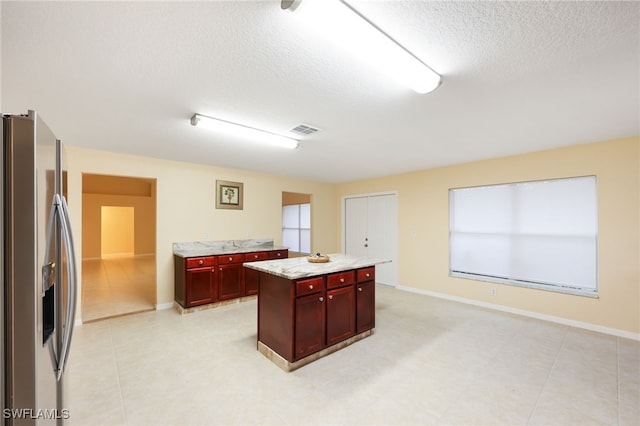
[449,176,598,295]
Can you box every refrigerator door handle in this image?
[56,195,77,380]
[44,199,60,372]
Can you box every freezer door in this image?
[3,111,72,425]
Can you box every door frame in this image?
[341,191,399,287]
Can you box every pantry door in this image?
[343,193,398,286]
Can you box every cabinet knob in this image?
[340,278,344,283]
[198,260,204,265]
[309,284,314,290]
[358,287,362,292]
[328,294,333,300]
[220,267,222,271]
[319,297,324,302]
[212,268,215,272]
[254,255,258,259]
[277,253,281,257]
[229,257,233,261]
[366,273,370,278]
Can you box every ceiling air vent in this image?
[289,124,320,137]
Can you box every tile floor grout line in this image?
[525,324,569,425]
[110,319,128,426]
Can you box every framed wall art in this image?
[216,180,243,210]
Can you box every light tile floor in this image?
[67,284,639,425]
[81,256,156,323]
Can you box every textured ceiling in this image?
[1,1,638,183]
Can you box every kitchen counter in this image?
[173,238,288,312]
[173,238,288,258]
[243,253,390,280]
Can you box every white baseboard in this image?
[155,302,173,311]
[396,285,640,341]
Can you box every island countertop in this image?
[244,253,390,280]
[173,238,288,258]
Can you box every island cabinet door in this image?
[356,280,375,333]
[295,293,326,360]
[326,285,356,346]
[185,266,217,307]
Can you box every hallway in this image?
[82,256,156,323]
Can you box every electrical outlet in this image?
[490,288,497,296]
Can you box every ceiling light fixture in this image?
[281,0,442,94]
[190,114,299,150]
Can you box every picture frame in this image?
[216,180,243,210]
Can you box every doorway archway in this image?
[81,174,157,322]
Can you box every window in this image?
[282,203,311,254]
[449,176,598,297]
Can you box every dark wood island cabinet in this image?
[245,254,389,372]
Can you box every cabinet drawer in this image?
[296,277,325,296]
[244,251,269,261]
[327,271,355,289]
[186,256,216,269]
[269,250,288,259]
[217,254,244,264]
[357,267,375,282]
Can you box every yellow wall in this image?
[66,147,339,317]
[82,192,156,259]
[100,206,134,257]
[336,136,640,334]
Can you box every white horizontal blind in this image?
[449,176,597,295]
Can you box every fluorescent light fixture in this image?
[190,114,299,150]
[281,0,442,94]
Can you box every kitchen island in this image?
[244,254,390,371]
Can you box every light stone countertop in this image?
[173,238,288,258]
[243,253,391,280]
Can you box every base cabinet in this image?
[218,254,244,301]
[185,267,216,307]
[175,249,288,308]
[174,256,218,308]
[258,266,375,363]
[244,268,260,296]
[295,292,326,359]
[326,285,356,346]
[356,268,375,333]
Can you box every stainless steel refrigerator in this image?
[2,111,78,425]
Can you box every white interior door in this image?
[345,197,368,257]
[344,193,398,286]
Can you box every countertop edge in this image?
[243,254,391,280]
[174,246,289,258]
